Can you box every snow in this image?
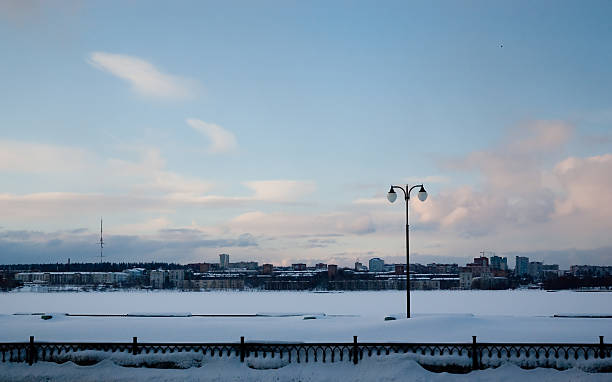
[2,312,611,343]
[3,289,612,317]
[1,290,611,343]
[0,357,609,382]
[1,290,611,379]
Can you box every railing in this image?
[1,336,610,372]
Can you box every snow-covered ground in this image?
[1,290,611,343]
[1,357,610,382]
[2,290,611,380]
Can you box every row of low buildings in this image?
[514,256,562,280]
[569,265,612,277]
[9,253,611,291]
[15,271,138,285]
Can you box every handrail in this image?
[0,336,609,371]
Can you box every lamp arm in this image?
[407,184,423,200]
[390,185,407,201]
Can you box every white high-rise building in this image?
[369,257,384,272]
[150,270,167,289]
[168,269,185,288]
[219,253,230,269]
[515,256,529,276]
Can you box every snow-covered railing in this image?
[1,336,610,372]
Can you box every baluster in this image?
[240,337,245,363]
[132,337,138,356]
[471,336,479,370]
[353,336,358,365]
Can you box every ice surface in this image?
[2,289,612,316]
[0,290,611,343]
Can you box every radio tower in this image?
[97,218,105,264]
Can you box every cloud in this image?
[187,118,238,154]
[244,180,316,202]
[0,139,319,225]
[0,192,163,220]
[508,120,573,153]
[0,227,257,264]
[106,147,213,195]
[413,121,574,236]
[228,211,374,237]
[405,175,450,184]
[88,52,195,99]
[163,180,317,206]
[0,140,90,173]
[553,154,612,219]
[352,197,386,205]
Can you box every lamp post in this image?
[387,184,428,318]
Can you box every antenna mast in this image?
[98,218,104,263]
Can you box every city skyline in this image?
[1,1,612,268]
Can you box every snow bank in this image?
[1,356,610,382]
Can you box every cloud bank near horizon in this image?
[0,121,611,266]
[0,227,609,269]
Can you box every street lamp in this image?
[387,184,428,318]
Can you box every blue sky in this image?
[1,0,611,267]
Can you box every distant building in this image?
[528,262,543,279]
[316,263,328,270]
[292,263,306,271]
[410,278,441,290]
[328,264,338,279]
[219,254,230,269]
[262,264,274,275]
[459,269,473,289]
[355,261,363,271]
[187,263,204,272]
[150,270,167,289]
[490,256,508,271]
[395,264,406,275]
[542,264,560,279]
[466,256,491,278]
[515,256,529,276]
[195,278,244,290]
[124,268,145,282]
[369,258,384,272]
[426,263,459,274]
[230,261,258,270]
[570,265,612,277]
[382,264,393,272]
[473,256,489,267]
[168,269,185,288]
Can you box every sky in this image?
[1,0,611,268]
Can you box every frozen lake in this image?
[2,289,611,316]
[1,290,611,343]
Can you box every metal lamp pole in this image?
[387,184,428,318]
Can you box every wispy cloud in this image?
[228,210,374,237]
[88,52,195,99]
[0,139,319,223]
[405,175,450,184]
[244,180,316,202]
[0,140,90,173]
[187,118,238,154]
